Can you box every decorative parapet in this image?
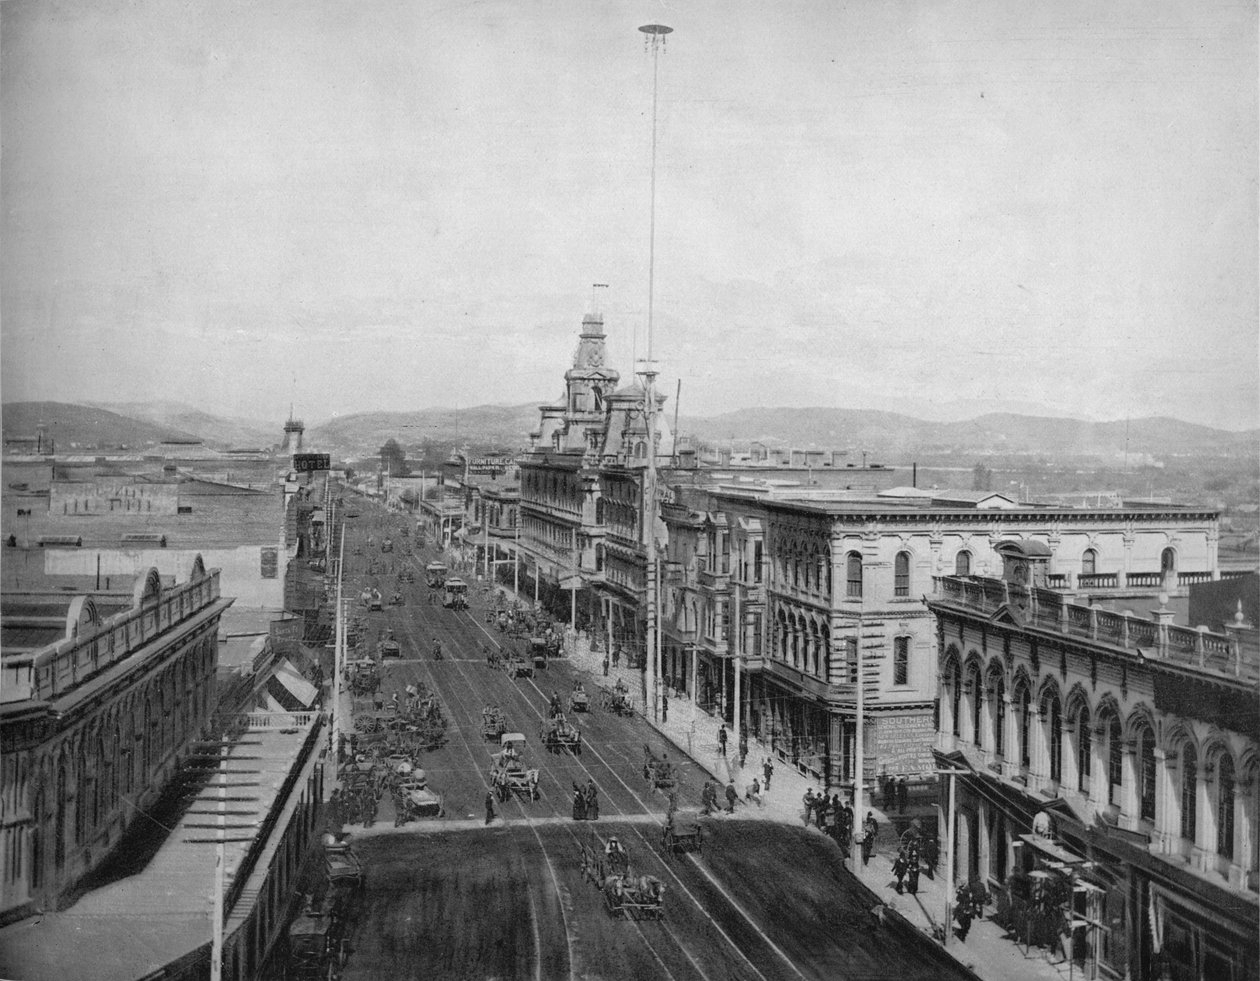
[2,561,223,705]
[934,575,1257,685]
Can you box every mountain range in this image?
[2,400,1255,462]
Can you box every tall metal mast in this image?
[638,22,671,722]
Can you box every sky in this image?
[2,0,1256,430]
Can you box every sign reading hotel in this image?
[294,453,330,472]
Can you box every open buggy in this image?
[540,713,582,755]
[661,810,703,856]
[392,768,444,823]
[489,732,540,803]
[642,745,678,795]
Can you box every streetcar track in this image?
[355,526,783,981]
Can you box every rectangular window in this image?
[893,637,909,685]
[260,546,278,579]
[846,638,858,683]
[753,541,763,582]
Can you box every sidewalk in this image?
[564,633,1076,981]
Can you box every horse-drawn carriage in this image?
[376,637,401,659]
[577,838,664,920]
[285,906,346,981]
[481,705,508,740]
[601,679,633,717]
[661,810,703,856]
[424,562,448,589]
[346,659,379,696]
[568,683,590,714]
[504,653,534,679]
[540,713,582,755]
[603,873,666,920]
[388,591,404,607]
[398,567,415,584]
[489,733,540,803]
[529,636,550,670]
[642,745,678,794]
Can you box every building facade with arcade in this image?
[929,541,1257,981]
[0,557,232,923]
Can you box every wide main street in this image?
[331,502,976,981]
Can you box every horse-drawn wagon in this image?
[481,705,507,740]
[601,679,633,716]
[603,873,666,920]
[661,810,703,856]
[568,683,590,714]
[642,745,678,794]
[504,652,534,679]
[540,713,582,755]
[346,659,379,696]
[392,769,444,822]
[489,733,540,803]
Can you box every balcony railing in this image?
[934,576,1256,685]
[1077,573,1119,589]
[698,567,731,590]
[1125,572,1163,588]
[1178,571,1213,586]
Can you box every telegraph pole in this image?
[638,22,672,722]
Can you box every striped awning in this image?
[265,659,318,710]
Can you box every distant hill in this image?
[1,401,199,450]
[308,405,539,458]
[86,400,276,449]
[679,408,1258,460]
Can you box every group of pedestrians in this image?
[801,788,861,855]
[880,772,911,813]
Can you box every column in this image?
[980,688,996,765]
[1120,740,1140,832]
[828,713,844,790]
[1231,775,1254,890]
[1195,765,1212,870]
[938,678,957,753]
[1061,718,1081,800]
[978,799,991,883]
[1152,747,1175,854]
[1090,723,1110,818]
[1028,706,1047,790]
[1001,693,1019,780]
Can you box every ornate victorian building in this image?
[930,541,1257,981]
[518,303,672,644]
[0,557,232,922]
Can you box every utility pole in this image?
[638,21,672,723]
[732,569,742,763]
[938,767,968,947]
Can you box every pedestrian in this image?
[954,885,974,941]
[612,646,621,668]
[484,790,496,825]
[881,772,893,811]
[906,841,921,895]
[718,724,728,757]
[738,733,748,768]
[763,756,774,791]
[602,653,609,676]
[725,780,739,814]
[802,788,816,826]
[585,779,599,820]
[897,776,908,814]
[861,811,878,866]
[923,837,939,879]
[745,777,763,807]
[893,848,908,893]
[701,781,717,816]
[572,784,587,821]
[661,690,668,723]
[824,796,837,838]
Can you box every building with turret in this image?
[517,298,673,646]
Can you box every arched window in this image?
[1077,707,1092,793]
[992,674,1006,757]
[894,551,911,597]
[1018,685,1032,768]
[968,663,982,744]
[951,661,962,737]
[1180,743,1197,843]
[1107,715,1123,806]
[1082,549,1097,576]
[846,553,863,599]
[893,637,909,686]
[955,550,971,576]
[1137,724,1157,822]
[1217,753,1236,859]
[1045,691,1063,783]
[1161,547,1177,575]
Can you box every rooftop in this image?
[0,712,323,981]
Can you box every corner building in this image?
[929,541,1257,981]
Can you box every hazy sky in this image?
[3,0,1256,429]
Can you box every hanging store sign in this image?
[294,453,330,472]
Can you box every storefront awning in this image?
[266,659,318,710]
[1018,833,1087,868]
